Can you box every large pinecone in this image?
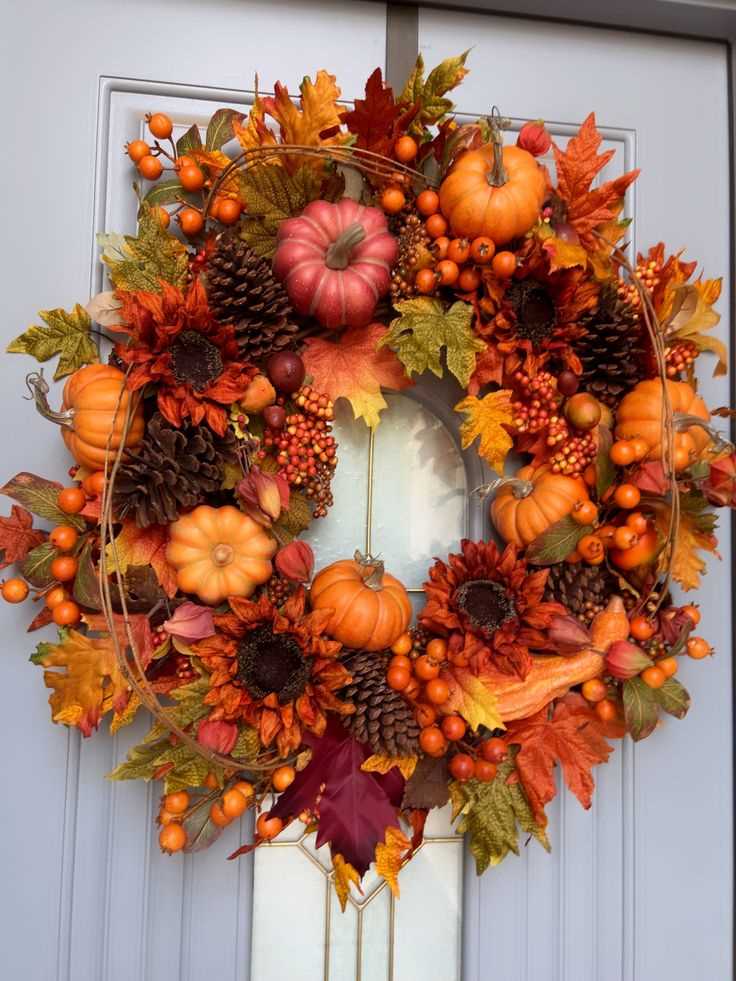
[340,651,420,758]
[577,287,649,407]
[206,233,299,361]
[113,414,239,527]
[543,562,621,625]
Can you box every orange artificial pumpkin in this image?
[491,465,589,547]
[167,505,276,605]
[615,379,711,464]
[27,364,145,470]
[309,551,412,652]
[439,117,548,244]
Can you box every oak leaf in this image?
[454,390,514,474]
[375,826,411,898]
[450,757,550,874]
[553,113,639,250]
[302,323,412,428]
[7,304,99,380]
[0,505,45,569]
[399,51,469,133]
[505,693,613,825]
[381,297,485,388]
[440,664,505,733]
[101,203,189,292]
[332,854,362,912]
[361,753,417,780]
[34,629,130,737]
[105,520,178,598]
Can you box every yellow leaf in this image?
[265,70,346,149]
[233,88,278,153]
[542,236,589,272]
[454,390,514,474]
[36,630,130,737]
[374,827,411,898]
[110,690,141,734]
[191,148,242,199]
[441,665,506,732]
[332,854,362,912]
[361,754,417,780]
[665,282,726,377]
[655,504,720,591]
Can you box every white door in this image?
[416,8,732,981]
[1,4,731,981]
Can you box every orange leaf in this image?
[505,693,612,825]
[191,149,243,199]
[374,826,411,898]
[262,70,346,150]
[302,323,412,428]
[553,113,639,250]
[361,753,417,780]
[440,664,505,732]
[654,503,720,592]
[105,521,178,598]
[0,504,45,568]
[35,629,129,737]
[332,853,363,912]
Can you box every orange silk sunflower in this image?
[193,589,353,757]
[114,278,256,435]
[419,539,566,680]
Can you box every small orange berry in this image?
[572,500,598,526]
[380,186,406,214]
[159,823,187,853]
[614,483,641,509]
[256,813,283,840]
[425,213,448,239]
[641,665,666,689]
[391,633,413,656]
[138,155,163,181]
[209,802,231,827]
[164,791,190,815]
[387,665,411,691]
[686,636,712,660]
[426,637,448,661]
[50,525,79,551]
[271,766,296,793]
[491,251,516,278]
[127,139,150,163]
[222,788,249,818]
[148,112,173,139]
[179,164,205,192]
[629,615,656,641]
[57,487,86,514]
[394,135,418,163]
[610,441,635,466]
[416,189,440,216]
[414,655,441,681]
[658,656,678,678]
[582,678,607,703]
[2,578,28,603]
[415,267,437,294]
[52,600,81,626]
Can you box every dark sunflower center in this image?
[170,331,223,391]
[454,579,516,634]
[236,625,311,703]
[508,281,556,347]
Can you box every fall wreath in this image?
[2,53,731,900]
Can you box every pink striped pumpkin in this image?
[272,198,397,329]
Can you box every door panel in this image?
[418,9,732,981]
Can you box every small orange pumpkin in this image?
[615,379,710,464]
[166,505,276,605]
[309,551,412,651]
[439,114,548,244]
[27,364,145,470]
[491,465,589,547]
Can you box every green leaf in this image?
[72,538,102,610]
[30,639,54,665]
[206,108,244,151]
[400,51,469,133]
[239,164,323,257]
[623,676,659,741]
[21,541,57,588]
[232,725,260,764]
[525,515,592,566]
[653,677,691,719]
[143,178,187,207]
[450,756,549,874]
[176,123,203,156]
[0,473,85,531]
[7,305,99,380]
[271,491,312,545]
[595,425,615,498]
[102,203,189,293]
[380,298,484,388]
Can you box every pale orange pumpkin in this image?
[615,379,711,464]
[166,505,276,605]
[27,364,145,470]
[439,117,548,244]
[309,551,412,651]
[491,465,589,547]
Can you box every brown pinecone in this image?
[113,414,239,527]
[543,562,621,625]
[340,651,420,758]
[577,286,650,407]
[206,232,298,361]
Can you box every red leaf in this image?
[82,610,155,668]
[232,719,403,874]
[0,505,45,569]
[342,68,418,157]
[632,461,669,495]
[505,693,613,825]
[27,603,53,632]
[106,521,178,598]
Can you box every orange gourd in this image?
[491,465,589,547]
[615,379,711,463]
[486,648,605,722]
[309,551,412,652]
[439,114,548,244]
[590,596,630,651]
[166,505,276,605]
[27,364,145,470]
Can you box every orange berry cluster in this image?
[126,112,242,238]
[257,386,337,518]
[549,428,597,477]
[665,339,697,379]
[510,371,561,434]
[615,257,663,312]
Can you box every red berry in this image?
[448,754,475,781]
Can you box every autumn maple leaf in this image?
[342,68,418,157]
[454,390,514,474]
[0,505,45,568]
[83,611,155,669]
[262,70,347,150]
[105,520,178,598]
[302,323,412,428]
[553,113,639,251]
[654,494,719,591]
[440,663,505,732]
[505,693,613,825]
